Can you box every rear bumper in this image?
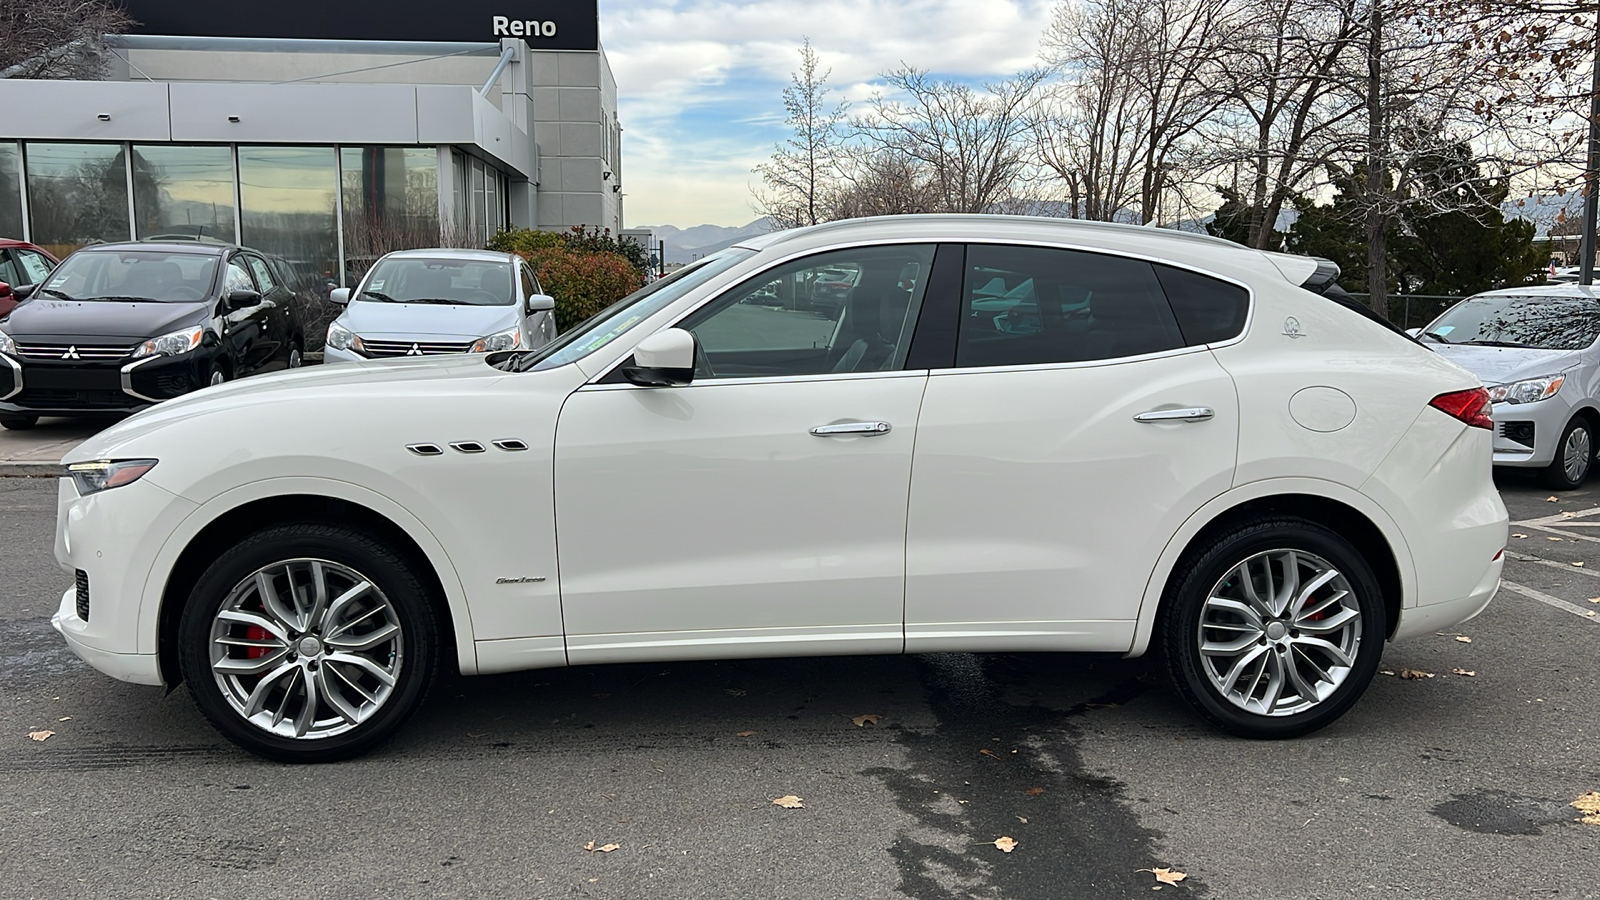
[51,587,163,686]
[1391,555,1502,640]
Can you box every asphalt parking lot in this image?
[2,469,1597,900]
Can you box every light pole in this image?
[1580,6,1600,286]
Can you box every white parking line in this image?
[1510,505,1600,544]
[1499,580,1600,623]
[1505,550,1600,578]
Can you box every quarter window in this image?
[956,244,1185,367]
[680,244,936,378]
[1154,264,1249,344]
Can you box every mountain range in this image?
[635,219,773,264]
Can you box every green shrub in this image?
[519,246,643,331]
[487,227,565,254]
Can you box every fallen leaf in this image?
[1573,791,1600,825]
[1576,562,1587,567]
[772,795,805,809]
[56,716,70,722]
[582,841,620,853]
[1399,669,1435,680]
[1024,787,1045,796]
[1452,668,1476,676]
[1548,495,1561,502]
[992,836,1018,853]
[1563,511,1577,518]
[1138,867,1188,885]
[1016,815,1029,823]
[851,714,881,727]
[1587,597,1600,604]
[1455,636,1473,644]
[979,748,1004,760]
[27,730,54,742]
[736,730,757,737]
[1380,670,1397,676]
[1512,533,1528,538]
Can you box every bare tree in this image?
[855,66,1048,214]
[0,0,133,80]
[753,39,850,229]
[826,149,942,219]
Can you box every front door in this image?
[554,243,940,663]
[905,243,1244,653]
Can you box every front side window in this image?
[244,255,277,293]
[225,259,255,295]
[40,250,218,302]
[679,244,936,378]
[956,244,1185,368]
[357,258,514,307]
[1423,295,1600,351]
[16,250,55,285]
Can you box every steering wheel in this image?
[460,290,500,305]
[168,286,203,300]
[694,337,717,379]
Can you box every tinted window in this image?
[520,265,538,300]
[0,251,18,288]
[680,244,936,378]
[1154,265,1248,344]
[226,259,255,294]
[956,245,1184,367]
[1423,295,1600,351]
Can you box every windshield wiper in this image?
[81,295,159,302]
[1458,339,1528,348]
[401,297,458,305]
[1421,330,1452,343]
[36,288,76,301]
[360,291,398,303]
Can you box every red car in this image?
[0,239,60,318]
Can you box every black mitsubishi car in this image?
[0,241,303,429]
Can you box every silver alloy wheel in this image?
[209,558,404,739]
[210,369,225,387]
[1197,549,1361,717]
[289,347,303,368]
[1563,424,1592,483]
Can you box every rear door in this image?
[242,253,291,369]
[904,243,1244,653]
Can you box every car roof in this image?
[81,241,234,256]
[1468,283,1600,301]
[378,248,517,263]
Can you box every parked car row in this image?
[0,243,554,429]
[50,214,1509,761]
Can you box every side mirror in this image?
[622,328,696,387]
[526,292,555,314]
[329,287,351,305]
[14,283,38,300]
[226,288,262,311]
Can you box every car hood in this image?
[1,297,210,342]
[1425,343,1584,385]
[336,300,517,341]
[65,354,508,462]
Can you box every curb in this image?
[0,461,61,477]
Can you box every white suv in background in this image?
[323,249,555,362]
[51,215,1507,761]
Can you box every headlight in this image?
[132,326,204,359]
[0,330,14,356]
[1486,374,1564,404]
[65,459,158,495]
[326,322,363,353]
[471,326,522,353]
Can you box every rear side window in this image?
[955,244,1185,367]
[1153,265,1248,344]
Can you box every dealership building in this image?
[0,0,622,286]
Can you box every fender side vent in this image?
[406,443,444,456]
[75,569,90,622]
[492,439,529,452]
[450,441,486,454]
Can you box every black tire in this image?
[1539,416,1594,490]
[1161,516,1386,739]
[177,523,438,762]
[0,414,39,430]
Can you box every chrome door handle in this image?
[810,421,892,437]
[1134,407,1215,423]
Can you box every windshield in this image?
[358,257,515,306]
[498,248,756,373]
[39,251,218,302]
[1423,295,1600,350]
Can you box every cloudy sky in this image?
[599,0,1056,229]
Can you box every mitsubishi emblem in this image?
[407,343,423,356]
[61,345,81,359]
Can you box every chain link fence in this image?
[1345,294,1462,331]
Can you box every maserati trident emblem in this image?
[61,345,81,359]
[1282,317,1305,338]
[407,343,423,356]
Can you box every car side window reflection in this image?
[226,260,255,295]
[955,244,1186,368]
[679,244,936,379]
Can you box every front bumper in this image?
[1490,397,1573,468]
[0,350,211,416]
[51,587,163,685]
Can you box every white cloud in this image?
[601,0,1055,226]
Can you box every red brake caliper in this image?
[245,624,272,659]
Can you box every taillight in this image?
[1429,387,1494,430]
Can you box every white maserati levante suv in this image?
[51,215,1507,761]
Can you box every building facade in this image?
[0,0,621,287]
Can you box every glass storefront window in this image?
[0,143,23,240]
[238,145,338,290]
[340,146,440,281]
[470,158,487,246]
[25,142,131,257]
[131,145,236,244]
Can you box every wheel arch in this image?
[149,481,476,688]
[1129,480,1414,657]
